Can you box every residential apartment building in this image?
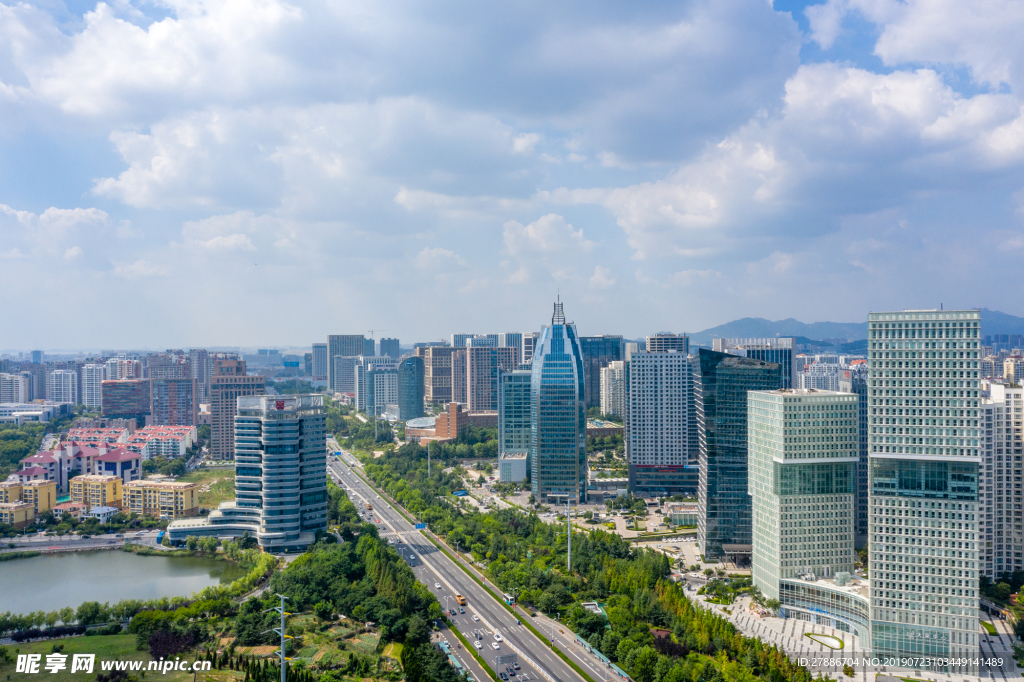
[0,480,56,515]
[522,332,540,366]
[466,346,519,411]
[531,301,587,504]
[70,475,123,511]
[414,346,459,405]
[209,360,266,461]
[647,333,689,354]
[331,355,359,394]
[839,365,870,547]
[328,335,365,389]
[123,480,199,518]
[979,382,1023,579]
[626,350,695,497]
[696,348,783,562]
[748,389,866,644]
[81,364,107,409]
[600,361,627,419]
[1004,357,1024,384]
[312,343,329,381]
[866,309,980,658]
[0,373,28,403]
[499,370,531,483]
[380,338,400,358]
[151,377,197,426]
[47,369,78,404]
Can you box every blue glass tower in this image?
[531,300,587,504]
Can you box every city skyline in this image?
[3,2,1024,348]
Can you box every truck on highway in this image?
[456,594,466,605]
[366,503,373,510]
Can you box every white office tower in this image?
[979,382,1023,579]
[600,361,627,419]
[626,350,692,495]
[354,356,397,412]
[497,333,523,362]
[312,343,329,381]
[81,364,107,408]
[498,370,531,483]
[800,361,841,391]
[47,369,78,404]
[0,373,29,403]
[748,389,866,641]
[867,310,980,659]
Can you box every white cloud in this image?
[113,259,168,278]
[503,214,594,257]
[414,247,465,270]
[64,246,82,260]
[589,266,616,290]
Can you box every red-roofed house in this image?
[95,448,141,484]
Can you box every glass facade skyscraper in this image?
[499,370,532,483]
[579,335,624,409]
[696,349,783,562]
[713,338,796,389]
[398,356,424,420]
[531,301,587,504]
[867,310,980,659]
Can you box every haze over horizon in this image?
[3,0,1024,348]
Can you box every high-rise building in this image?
[839,365,870,547]
[531,301,587,504]
[81,364,107,409]
[328,335,365,388]
[363,367,398,416]
[466,335,497,348]
[331,356,359,394]
[451,333,475,348]
[312,343,328,381]
[624,342,640,362]
[354,356,397,412]
[414,346,459,405]
[380,338,400,358]
[748,389,866,642]
[452,349,468,404]
[980,382,1023,579]
[696,348,783,562]
[466,347,520,411]
[499,370,531,483]
[580,335,624,409]
[47,369,78,405]
[31,351,43,364]
[101,379,152,427]
[626,351,696,497]
[0,373,29,403]
[397,356,425,421]
[866,309,980,659]
[522,332,540,366]
[364,338,376,356]
[497,333,523,362]
[646,333,689,354]
[151,377,197,426]
[209,360,265,461]
[713,338,797,389]
[599,361,627,419]
[166,394,326,551]
[188,349,211,403]
[1004,357,1024,384]
[106,356,142,381]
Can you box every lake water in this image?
[0,550,249,615]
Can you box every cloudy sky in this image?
[2,0,1024,349]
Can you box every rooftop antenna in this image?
[552,295,565,325]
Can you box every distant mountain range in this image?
[688,308,1024,347]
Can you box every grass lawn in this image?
[179,468,236,508]
[982,620,998,635]
[0,635,200,682]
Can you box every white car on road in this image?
[493,634,503,642]
[491,642,500,650]
[474,641,482,649]
[472,615,479,622]
[435,582,441,589]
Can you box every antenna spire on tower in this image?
[552,298,565,324]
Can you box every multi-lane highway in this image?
[327,452,592,682]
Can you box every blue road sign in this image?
[415,523,426,529]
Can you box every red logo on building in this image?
[275,400,285,410]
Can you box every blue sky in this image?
[2,0,1024,349]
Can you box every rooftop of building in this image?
[782,572,869,599]
[755,388,857,397]
[406,416,436,429]
[0,501,33,509]
[125,480,198,490]
[19,452,56,464]
[88,506,120,514]
[96,449,141,462]
[587,420,624,428]
[14,466,48,476]
[71,474,121,483]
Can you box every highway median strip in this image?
[447,621,500,682]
